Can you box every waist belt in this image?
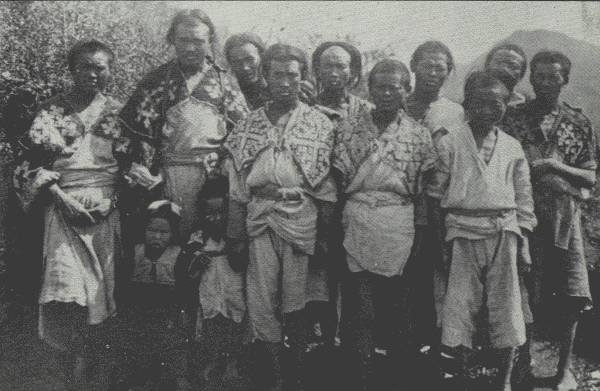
[348,191,413,208]
[250,185,303,201]
[447,208,513,218]
[161,149,218,167]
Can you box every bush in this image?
[0,1,175,142]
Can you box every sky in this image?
[171,1,599,65]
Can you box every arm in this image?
[513,155,537,272]
[532,159,596,189]
[425,137,452,271]
[222,158,250,272]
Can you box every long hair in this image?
[165,9,223,65]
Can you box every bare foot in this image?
[554,369,578,391]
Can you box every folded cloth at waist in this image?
[58,167,118,189]
[161,148,219,166]
[446,208,514,218]
[250,184,303,201]
[347,191,413,208]
[445,209,521,241]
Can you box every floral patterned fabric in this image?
[119,60,248,174]
[503,101,597,171]
[14,94,130,209]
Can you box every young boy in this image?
[177,175,247,390]
[427,71,537,391]
[114,200,192,391]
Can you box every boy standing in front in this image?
[427,71,536,391]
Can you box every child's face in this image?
[204,197,225,238]
[145,217,173,251]
[466,86,507,127]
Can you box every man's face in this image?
[319,46,352,93]
[413,51,450,94]
[229,43,261,85]
[72,51,111,95]
[486,49,525,90]
[267,59,302,106]
[466,86,507,127]
[531,62,566,100]
[145,217,173,252]
[370,72,409,113]
[173,23,210,70]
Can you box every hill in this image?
[444,29,600,133]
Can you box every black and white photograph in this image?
[1,1,600,390]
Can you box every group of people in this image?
[3,7,596,391]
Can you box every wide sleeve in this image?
[222,157,250,241]
[513,151,537,233]
[220,75,249,130]
[425,135,451,200]
[119,74,166,174]
[575,119,597,171]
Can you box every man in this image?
[120,9,248,241]
[485,44,528,108]
[224,32,268,110]
[428,72,536,391]
[312,41,372,123]
[405,41,464,353]
[503,51,596,391]
[305,41,372,349]
[334,59,435,390]
[225,44,336,391]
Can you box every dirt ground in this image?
[1,305,599,391]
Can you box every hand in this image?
[50,184,96,225]
[517,235,532,276]
[227,238,249,273]
[531,158,559,173]
[32,169,60,192]
[88,198,113,219]
[203,152,220,177]
[126,163,163,190]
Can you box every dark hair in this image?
[68,39,115,74]
[530,50,571,84]
[166,9,216,45]
[410,40,454,73]
[484,44,528,79]
[262,43,309,80]
[224,32,266,64]
[462,71,510,109]
[312,41,363,89]
[145,202,181,243]
[368,58,411,91]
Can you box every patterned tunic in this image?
[120,60,248,238]
[503,101,596,303]
[333,110,436,276]
[503,101,597,249]
[14,93,130,350]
